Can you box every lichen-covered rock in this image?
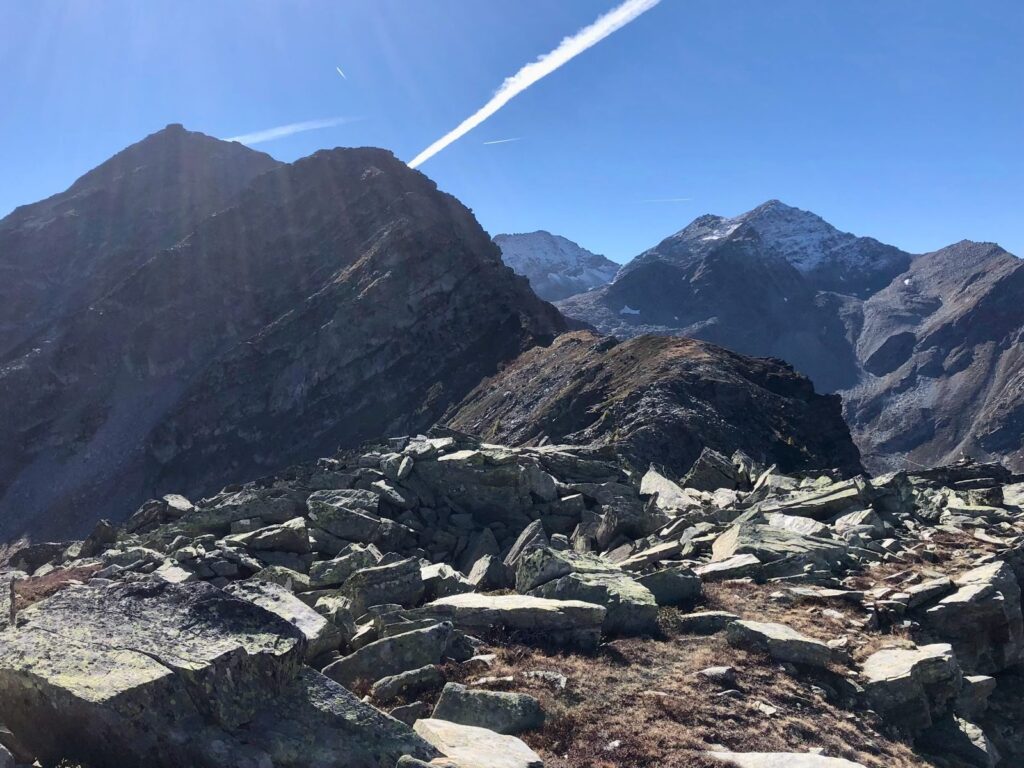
[860,643,962,732]
[308,543,381,588]
[636,564,702,606]
[341,557,425,617]
[0,581,307,764]
[225,580,342,660]
[414,593,605,651]
[726,620,833,667]
[321,622,452,690]
[529,571,657,635]
[432,682,545,735]
[922,561,1024,675]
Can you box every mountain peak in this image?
[495,230,619,301]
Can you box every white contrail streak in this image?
[408,0,661,169]
[226,116,360,145]
[336,66,347,80]
[482,137,522,145]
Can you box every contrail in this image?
[408,0,661,169]
[483,137,522,145]
[226,116,360,145]
[336,66,347,80]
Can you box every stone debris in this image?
[3,435,1024,766]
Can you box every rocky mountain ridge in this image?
[495,231,620,301]
[3,430,1024,767]
[0,127,564,542]
[556,203,1024,472]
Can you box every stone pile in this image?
[3,432,1024,767]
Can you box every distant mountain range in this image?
[495,230,619,301]
[554,201,1024,472]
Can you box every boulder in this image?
[306,489,386,543]
[923,561,1024,674]
[240,667,440,767]
[726,620,833,667]
[515,547,619,593]
[641,466,700,510]
[765,513,830,538]
[755,479,867,520]
[695,554,762,582]
[371,664,446,704]
[636,565,702,606]
[920,714,1000,768]
[711,523,850,574]
[308,543,380,588]
[529,571,658,635]
[224,517,311,553]
[432,683,545,734]
[503,520,550,569]
[860,643,962,732]
[413,593,605,650]
[413,719,544,768]
[422,562,476,600]
[467,554,513,591]
[322,622,452,690]
[225,580,342,660]
[0,581,307,765]
[682,447,743,491]
[341,557,425,617]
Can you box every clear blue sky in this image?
[2,0,1021,262]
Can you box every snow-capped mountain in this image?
[495,230,620,301]
[622,200,911,296]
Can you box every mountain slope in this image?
[0,124,281,358]
[495,230,619,301]
[845,241,1024,470]
[0,134,564,541]
[447,330,864,478]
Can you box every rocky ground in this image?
[2,429,1023,767]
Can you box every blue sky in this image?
[2,0,1021,262]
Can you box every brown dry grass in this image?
[12,565,101,612]
[433,595,938,768]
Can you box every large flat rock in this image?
[0,580,306,764]
[414,593,605,650]
[413,718,544,768]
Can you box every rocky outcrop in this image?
[3,431,1024,766]
[447,330,863,480]
[0,128,564,541]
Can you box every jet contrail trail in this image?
[408,0,661,169]
[226,116,360,145]
[336,66,347,80]
[483,137,522,145]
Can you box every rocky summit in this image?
[4,429,1024,767]
[0,127,563,542]
[495,231,620,302]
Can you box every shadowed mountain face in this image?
[0,125,282,358]
[0,129,565,541]
[557,204,1024,472]
[494,230,620,301]
[448,330,864,479]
